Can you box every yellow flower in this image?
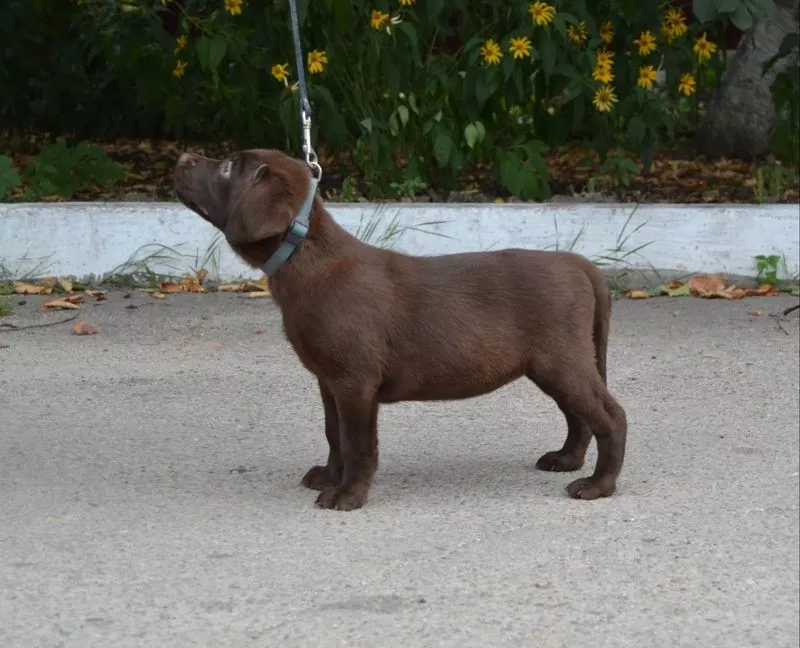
[172,60,187,78]
[693,32,717,62]
[637,65,658,89]
[399,0,415,5]
[528,1,556,26]
[633,29,657,56]
[665,8,688,38]
[307,50,328,74]
[224,0,243,16]
[599,20,614,44]
[509,36,533,60]
[480,39,503,65]
[595,48,614,69]
[371,10,390,30]
[592,64,614,84]
[174,35,188,55]
[567,22,588,46]
[661,8,688,43]
[593,85,617,112]
[271,63,290,85]
[678,72,696,96]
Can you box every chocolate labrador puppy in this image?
[173,149,627,511]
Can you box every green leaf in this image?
[408,93,420,115]
[433,131,453,167]
[541,35,556,81]
[360,118,373,134]
[396,22,422,66]
[207,37,227,75]
[474,121,486,144]
[713,0,740,12]
[627,116,646,148]
[730,4,753,29]
[196,36,210,72]
[693,0,718,21]
[397,105,410,127]
[464,123,478,149]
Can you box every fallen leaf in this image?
[750,309,762,316]
[151,291,166,300]
[195,268,208,285]
[247,291,272,299]
[626,290,649,300]
[216,283,246,293]
[43,298,81,310]
[243,277,270,294]
[160,281,185,293]
[688,274,728,298]
[72,321,99,335]
[13,281,53,295]
[180,273,207,293]
[84,290,107,301]
[59,278,73,293]
[660,282,691,297]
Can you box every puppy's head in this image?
[172,148,312,244]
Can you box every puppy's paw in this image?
[315,483,368,511]
[535,450,584,472]
[301,465,338,491]
[566,477,616,500]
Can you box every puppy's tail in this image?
[589,266,611,384]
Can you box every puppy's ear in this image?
[223,164,294,244]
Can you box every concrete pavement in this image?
[1,292,799,648]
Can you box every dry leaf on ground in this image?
[43,294,84,310]
[151,291,166,300]
[247,291,272,299]
[660,280,691,297]
[626,290,650,300]
[180,272,208,293]
[159,281,185,293]
[72,321,99,335]
[216,283,246,292]
[84,290,107,301]
[743,283,781,297]
[13,281,53,295]
[688,274,727,297]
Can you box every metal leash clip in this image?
[302,110,321,180]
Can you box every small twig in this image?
[783,304,799,316]
[0,312,80,333]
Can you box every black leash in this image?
[259,0,322,277]
[286,0,321,179]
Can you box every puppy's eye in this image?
[220,159,233,178]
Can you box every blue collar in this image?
[261,177,319,276]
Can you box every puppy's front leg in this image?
[301,381,343,491]
[315,388,378,511]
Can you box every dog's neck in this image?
[250,200,370,308]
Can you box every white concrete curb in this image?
[1,201,798,282]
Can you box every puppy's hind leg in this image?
[528,360,627,499]
[535,407,592,472]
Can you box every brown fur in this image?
[173,149,628,511]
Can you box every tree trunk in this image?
[696,0,799,159]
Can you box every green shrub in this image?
[23,140,125,200]
[0,155,21,201]
[0,0,782,199]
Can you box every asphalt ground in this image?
[1,292,799,648]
